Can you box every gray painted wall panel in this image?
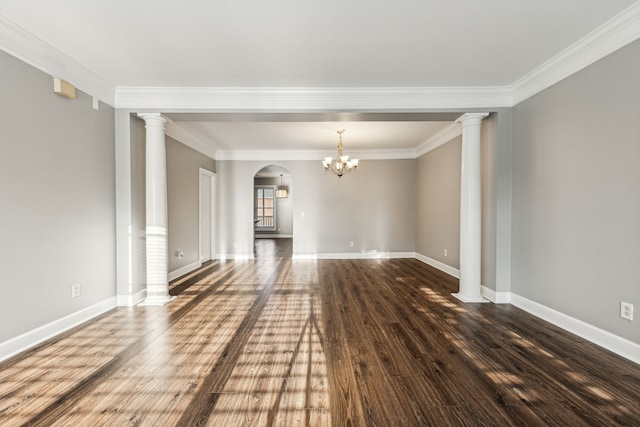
[166,136,215,272]
[416,137,462,268]
[0,51,116,341]
[512,39,640,343]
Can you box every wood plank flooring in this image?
[1,238,639,426]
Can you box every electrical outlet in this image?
[71,283,81,298]
[349,241,354,248]
[620,302,633,321]
[444,249,448,257]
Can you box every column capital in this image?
[137,113,168,128]
[455,112,489,125]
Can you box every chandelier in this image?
[322,129,359,178]
[275,174,288,198]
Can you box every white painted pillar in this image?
[138,113,174,305]
[453,113,489,303]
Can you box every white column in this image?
[453,113,489,303]
[138,113,174,305]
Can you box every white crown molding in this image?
[0,15,115,106]
[415,122,462,158]
[165,121,218,159]
[510,1,640,105]
[115,86,512,111]
[4,3,640,113]
[215,148,416,161]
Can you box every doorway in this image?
[253,165,293,258]
[199,168,216,262]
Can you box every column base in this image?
[451,293,489,303]
[138,295,176,306]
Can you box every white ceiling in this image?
[1,0,637,154]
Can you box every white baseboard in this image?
[0,297,117,363]
[292,251,415,260]
[414,253,460,278]
[217,253,255,261]
[481,286,511,304]
[169,261,202,281]
[510,293,640,365]
[117,289,147,307]
[255,234,293,239]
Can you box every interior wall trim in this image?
[0,297,117,363]
[2,4,639,111]
[510,2,640,105]
[415,122,462,158]
[292,252,415,260]
[115,86,512,110]
[510,293,640,365]
[414,252,460,278]
[116,289,147,307]
[166,121,217,159]
[215,148,417,161]
[168,261,202,282]
[481,286,511,304]
[216,253,255,261]
[0,16,115,105]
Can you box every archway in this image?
[253,165,293,258]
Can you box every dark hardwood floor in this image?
[1,238,639,426]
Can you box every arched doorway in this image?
[253,165,293,258]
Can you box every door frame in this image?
[199,168,217,262]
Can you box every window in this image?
[255,186,276,231]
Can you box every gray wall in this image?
[217,159,416,256]
[0,51,116,341]
[167,136,216,272]
[512,39,640,343]
[415,137,462,268]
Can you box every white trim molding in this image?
[414,253,460,279]
[481,286,511,304]
[255,233,294,239]
[216,148,417,162]
[217,253,255,261]
[115,86,512,111]
[292,252,415,260]
[3,3,640,112]
[166,121,218,159]
[511,2,640,105]
[0,297,117,362]
[117,289,147,307]
[168,261,202,282]
[415,122,462,158]
[0,15,115,105]
[510,293,640,365]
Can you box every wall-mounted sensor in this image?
[53,78,76,99]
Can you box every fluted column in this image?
[453,113,489,303]
[138,113,174,305]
